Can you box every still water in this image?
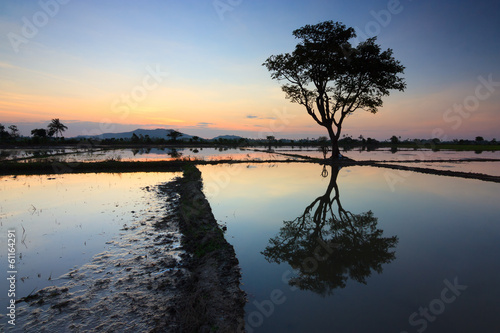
[0,172,180,311]
[266,146,500,161]
[6,146,499,164]
[200,163,500,332]
[9,147,297,163]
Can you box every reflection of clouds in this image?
[262,165,398,296]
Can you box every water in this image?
[10,147,297,163]
[266,146,500,161]
[4,147,499,179]
[0,148,92,161]
[200,163,500,332]
[394,161,500,177]
[0,172,180,309]
[1,151,499,331]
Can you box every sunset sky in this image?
[1,0,499,140]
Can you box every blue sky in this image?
[1,0,499,140]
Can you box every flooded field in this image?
[0,172,181,311]
[1,148,499,331]
[261,146,500,161]
[3,147,299,163]
[200,163,500,332]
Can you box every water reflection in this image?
[262,165,398,296]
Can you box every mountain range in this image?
[76,128,244,141]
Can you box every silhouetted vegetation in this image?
[47,118,68,139]
[264,21,406,159]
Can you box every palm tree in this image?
[47,119,68,139]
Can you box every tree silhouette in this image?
[263,21,406,159]
[167,130,182,142]
[168,148,182,159]
[47,118,68,139]
[8,125,19,138]
[262,165,398,296]
[31,128,48,138]
[0,124,10,140]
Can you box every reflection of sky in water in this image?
[0,148,90,161]
[268,147,500,161]
[16,147,297,162]
[395,161,500,177]
[200,163,500,332]
[0,172,179,306]
[4,147,500,177]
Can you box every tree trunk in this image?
[326,126,341,160]
[331,138,340,159]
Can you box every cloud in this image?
[246,114,276,120]
[197,122,214,128]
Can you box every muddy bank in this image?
[370,162,500,183]
[13,165,245,332]
[171,165,246,332]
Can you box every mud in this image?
[13,166,245,332]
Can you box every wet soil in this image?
[13,166,245,332]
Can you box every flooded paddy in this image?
[200,163,500,332]
[8,147,299,163]
[0,173,182,322]
[260,146,500,162]
[1,147,499,331]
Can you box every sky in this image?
[0,0,499,140]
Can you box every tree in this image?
[475,136,484,142]
[266,135,276,150]
[390,135,399,144]
[47,118,68,139]
[263,21,406,159]
[8,125,19,138]
[31,128,48,138]
[167,130,182,142]
[0,124,10,141]
[131,133,140,143]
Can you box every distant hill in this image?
[212,135,244,141]
[75,129,250,142]
[76,128,193,140]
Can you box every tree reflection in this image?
[262,166,398,296]
[168,148,182,159]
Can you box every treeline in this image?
[1,119,69,144]
[1,120,497,151]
